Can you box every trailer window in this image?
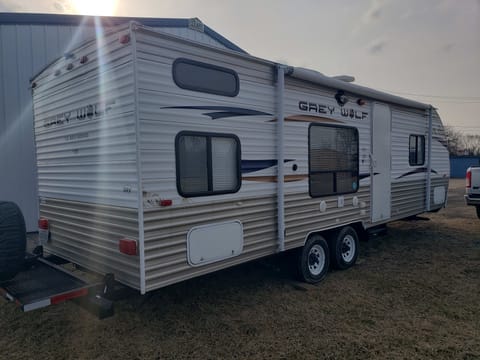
[309,124,359,197]
[409,135,425,166]
[176,131,241,197]
[173,58,239,97]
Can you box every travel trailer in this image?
[1,22,450,310]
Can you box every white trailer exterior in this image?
[0,13,245,232]
[31,23,450,293]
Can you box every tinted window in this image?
[176,131,241,197]
[309,125,359,197]
[173,59,239,97]
[409,135,425,166]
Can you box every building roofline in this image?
[0,12,247,53]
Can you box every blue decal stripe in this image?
[163,106,272,120]
[241,159,295,174]
[396,167,438,179]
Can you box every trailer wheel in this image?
[330,226,359,270]
[476,206,480,219]
[297,234,330,283]
[0,202,26,281]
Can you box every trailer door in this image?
[371,103,391,222]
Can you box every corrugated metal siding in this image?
[143,197,277,291]
[32,27,138,208]
[284,186,370,248]
[0,24,99,231]
[0,21,232,231]
[135,28,276,202]
[31,26,142,289]
[391,177,449,220]
[40,198,140,289]
[450,156,480,178]
[135,28,278,291]
[134,28,374,291]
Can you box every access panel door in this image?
[371,103,391,222]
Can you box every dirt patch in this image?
[1,179,479,359]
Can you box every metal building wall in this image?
[450,156,480,178]
[0,17,232,231]
[0,24,96,231]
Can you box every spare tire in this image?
[0,201,26,281]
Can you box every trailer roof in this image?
[0,12,247,54]
[290,68,432,110]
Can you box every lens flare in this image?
[73,0,117,16]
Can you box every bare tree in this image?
[443,126,480,156]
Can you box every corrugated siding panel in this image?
[391,108,428,179]
[40,198,140,289]
[0,24,100,231]
[143,197,277,291]
[430,110,450,177]
[389,107,449,220]
[135,29,276,202]
[142,185,371,292]
[132,29,375,291]
[0,22,236,231]
[283,77,372,183]
[391,178,448,219]
[30,26,141,289]
[32,27,139,208]
[450,157,480,178]
[285,186,370,248]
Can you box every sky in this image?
[1,0,479,134]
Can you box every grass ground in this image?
[1,179,479,359]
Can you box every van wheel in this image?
[330,226,359,270]
[297,234,329,283]
[476,206,480,219]
[0,202,26,282]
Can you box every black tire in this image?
[329,226,359,270]
[0,202,26,282]
[476,206,480,219]
[297,234,330,284]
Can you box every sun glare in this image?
[73,0,117,16]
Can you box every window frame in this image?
[409,134,426,166]
[308,123,360,198]
[172,58,240,97]
[175,131,242,198]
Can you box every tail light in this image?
[119,34,130,44]
[466,168,472,188]
[38,218,49,230]
[38,218,49,245]
[119,239,137,256]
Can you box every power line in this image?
[433,100,480,104]
[378,88,480,101]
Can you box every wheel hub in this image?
[309,252,319,266]
[341,235,356,262]
[307,244,325,276]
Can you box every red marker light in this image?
[160,199,172,207]
[119,34,130,44]
[466,169,472,188]
[119,239,137,256]
[38,218,49,230]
